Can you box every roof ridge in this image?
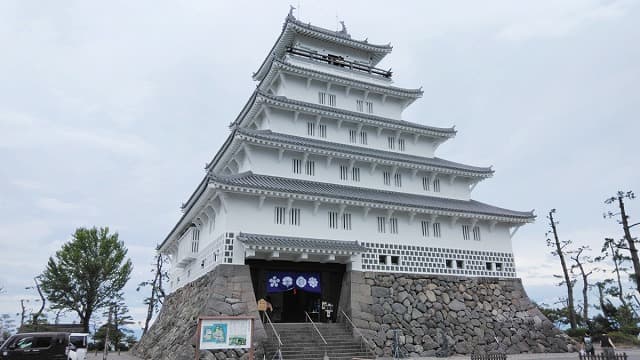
[271,59,422,96]
[236,127,493,175]
[210,172,535,219]
[252,90,456,136]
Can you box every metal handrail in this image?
[341,310,376,357]
[264,311,283,346]
[304,311,327,345]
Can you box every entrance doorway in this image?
[248,260,345,323]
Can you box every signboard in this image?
[195,316,254,360]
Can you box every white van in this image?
[66,333,89,360]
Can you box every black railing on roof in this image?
[286,46,392,78]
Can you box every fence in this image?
[578,353,628,360]
[470,354,507,360]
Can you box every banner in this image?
[266,272,321,294]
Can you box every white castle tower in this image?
[157,12,534,323]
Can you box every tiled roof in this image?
[237,232,368,253]
[262,59,422,99]
[237,128,492,177]
[210,172,535,221]
[231,91,456,138]
[255,14,392,81]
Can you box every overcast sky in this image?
[1,0,639,331]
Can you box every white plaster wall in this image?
[256,107,439,159]
[222,193,514,254]
[273,72,403,120]
[244,145,472,200]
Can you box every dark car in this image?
[0,332,69,360]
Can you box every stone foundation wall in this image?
[132,265,265,360]
[344,271,574,357]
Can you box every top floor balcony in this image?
[286,46,392,79]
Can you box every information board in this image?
[195,316,254,359]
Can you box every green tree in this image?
[40,227,133,333]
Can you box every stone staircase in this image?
[264,322,376,360]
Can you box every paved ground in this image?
[86,348,640,359]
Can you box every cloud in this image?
[498,0,631,40]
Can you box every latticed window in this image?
[328,94,336,107]
[360,131,368,144]
[422,177,430,191]
[328,211,338,229]
[390,217,399,234]
[339,165,348,180]
[292,159,302,174]
[352,167,360,182]
[377,216,386,233]
[394,172,402,187]
[387,136,395,150]
[433,222,441,237]
[307,122,315,136]
[473,226,481,241]
[274,207,286,224]
[462,225,470,240]
[433,178,441,192]
[349,129,357,143]
[305,160,315,176]
[318,92,327,105]
[319,124,327,138]
[421,221,430,237]
[398,138,405,151]
[342,213,352,230]
[383,171,391,185]
[289,208,301,226]
[366,101,373,114]
[356,99,364,112]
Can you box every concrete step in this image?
[264,323,376,359]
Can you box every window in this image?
[342,213,352,230]
[383,171,391,185]
[433,178,441,192]
[292,159,302,174]
[485,262,493,271]
[394,173,402,187]
[356,99,364,112]
[307,122,315,136]
[318,92,326,105]
[390,255,399,265]
[305,160,315,176]
[319,124,327,138]
[422,177,430,191]
[349,129,357,143]
[378,255,387,264]
[289,208,301,226]
[387,136,395,150]
[389,217,398,234]
[328,211,338,229]
[433,222,441,237]
[328,94,336,107]
[360,131,368,144]
[377,216,386,233]
[495,262,503,271]
[462,225,470,240]
[398,138,405,151]
[456,260,464,269]
[445,259,453,268]
[366,101,373,114]
[351,167,360,182]
[473,226,481,241]
[421,221,430,237]
[274,207,286,224]
[33,337,51,349]
[339,165,348,180]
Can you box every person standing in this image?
[600,332,616,359]
[583,332,595,356]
